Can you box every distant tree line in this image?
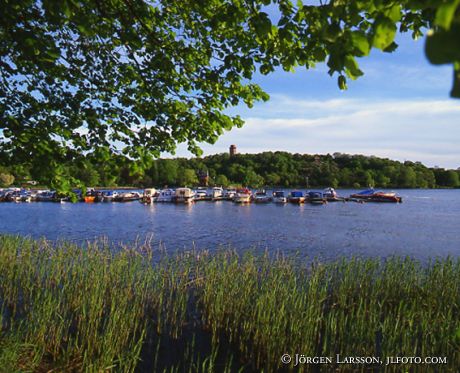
[1,152,459,189]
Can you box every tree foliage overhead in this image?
[1,0,458,192]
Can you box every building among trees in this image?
[197,170,209,186]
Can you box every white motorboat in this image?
[194,187,209,200]
[174,187,195,204]
[155,189,175,203]
[211,186,224,200]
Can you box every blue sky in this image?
[169,31,460,169]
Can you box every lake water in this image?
[1,189,459,261]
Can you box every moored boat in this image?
[141,188,158,204]
[174,187,195,204]
[233,188,252,203]
[306,191,327,205]
[94,191,105,202]
[5,189,22,202]
[194,187,209,201]
[102,190,118,202]
[288,190,305,204]
[84,189,97,203]
[211,186,224,201]
[253,189,271,203]
[35,190,56,202]
[115,191,141,202]
[223,188,237,200]
[84,195,96,203]
[350,189,402,203]
[369,191,402,203]
[155,189,175,203]
[272,190,287,204]
[323,187,344,202]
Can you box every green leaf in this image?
[327,53,344,74]
[24,38,36,48]
[252,12,272,38]
[324,23,342,43]
[425,26,460,65]
[44,49,60,62]
[313,47,327,61]
[260,64,273,75]
[344,55,363,79]
[350,31,370,56]
[386,4,402,22]
[372,16,397,50]
[383,41,398,53]
[338,75,347,90]
[435,0,460,30]
[62,0,72,18]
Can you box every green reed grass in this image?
[0,235,459,372]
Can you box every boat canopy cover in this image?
[308,192,323,198]
[274,191,285,197]
[291,191,303,197]
[356,189,375,195]
[144,188,156,196]
[176,188,193,197]
[237,188,251,194]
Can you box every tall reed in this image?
[1,235,459,372]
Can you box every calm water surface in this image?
[1,189,459,261]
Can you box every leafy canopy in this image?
[0,0,458,192]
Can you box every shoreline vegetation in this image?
[1,236,459,372]
[1,152,460,192]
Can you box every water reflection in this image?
[0,189,459,262]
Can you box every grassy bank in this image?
[0,236,459,372]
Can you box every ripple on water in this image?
[0,189,459,261]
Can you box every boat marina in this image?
[0,187,402,204]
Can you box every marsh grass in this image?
[0,235,459,372]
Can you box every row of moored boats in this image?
[0,187,402,204]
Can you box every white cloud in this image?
[169,97,460,169]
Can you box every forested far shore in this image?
[1,152,459,189]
